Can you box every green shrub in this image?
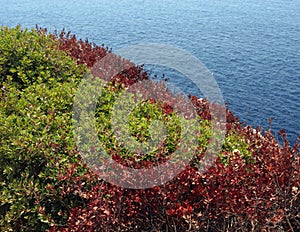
[0,26,87,231]
[94,84,184,165]
[0,26,86,89]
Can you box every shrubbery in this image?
[0,26,299,231]
[0,26,89,231]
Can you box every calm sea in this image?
[1,0,299,144]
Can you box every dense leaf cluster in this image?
[0,26,89,231]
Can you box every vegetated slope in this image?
[0,26,299,232]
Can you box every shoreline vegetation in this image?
[0,26,299,231]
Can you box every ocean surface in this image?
[1,0,299,144]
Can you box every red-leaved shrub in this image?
[48,106,299,231]
[41,28,299,231]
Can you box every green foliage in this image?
[94,82,253,169]
[95,86,183,164]
[0,26,87,231]
[0,25,86,89]
[220,130,253,165]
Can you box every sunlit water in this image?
[1,0,299,144]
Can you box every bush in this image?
[0,26,88,231]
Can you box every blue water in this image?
[1,0,299,144]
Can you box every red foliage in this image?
[48,130,299,231]
[36,26,108,68]
[36,26,149,88]
[43,28,299,231]
[47,98,299,231]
